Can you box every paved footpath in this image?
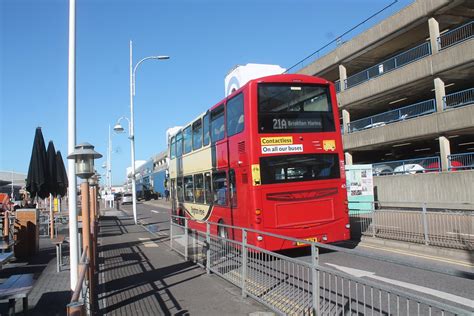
[98,210,271,316]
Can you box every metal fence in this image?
[372,156,440,176]
[449,152,474,170]
[444,87,474,110]
[39,211,69,237]
[350,204,474,250]
[348,99,436,133]
[438,20,473,51]
[170,215,471,315]
[344,42,431,89]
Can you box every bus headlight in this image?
[257,235,263,241]
[345,224,350,229]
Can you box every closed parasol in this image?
[26,127,50,199]
[55,151,68,197]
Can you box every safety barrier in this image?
[170,215,471,315]
[67,247,90,316]
[344,42,431,89]
[438,20,473,50]
[444,87,474,110]
[350,202,474,250]
[372,156,440,176]
[448,152,474,170]
[348,99,436,133]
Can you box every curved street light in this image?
[128,40,169,224]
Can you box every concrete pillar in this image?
[338,64,347,91]
[434,78,446,112]
[344,152,353,165]
[428,17,440,54]
[342,109,350,134]
[439,136,451,172]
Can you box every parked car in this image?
[426,160,464,172]
[122,193,133,205]
[393,163,424,174]
[373,164,394,176]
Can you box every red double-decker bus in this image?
[168,74,349,251]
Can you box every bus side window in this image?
[177,177,184,202]
[183,126,192,154]
[184,175,193,202]
[176,132,183,157]
[229,169,237,207]
[204,172,212,204]
[212,171,227,206]
[170,136,176,159]
[203,113,210,146]
[211,105,225,143]
[226,93,244,137]
[194,174,204,203]
[193,119,203,150]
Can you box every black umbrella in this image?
[55,150,68,197]
[26,127,50,199]
[46,141,59,197]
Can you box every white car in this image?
[122,193,133,205]
[393,163,424,174]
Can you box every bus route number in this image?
[273,118,287,130]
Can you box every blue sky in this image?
[0,0,412,185]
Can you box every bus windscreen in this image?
[258,83,335,133]
[260,153,340,184]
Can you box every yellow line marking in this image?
[360,244,473,268]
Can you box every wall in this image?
[373,170,474,209]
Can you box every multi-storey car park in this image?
[294,0,473,208]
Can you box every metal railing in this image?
[444,87,474,110]
[448,152,474,170]
[438,20,473,50]
[348,99,436,133]
[372,156,440,176]
[344,42,431,89]
[67,247,90,316]
[350,202,474,250]
[334,80,341,93]
[170,215,471,315]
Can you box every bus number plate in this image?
[296,237,318,246]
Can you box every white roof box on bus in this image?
[166,126,183,143]
[224,63,286,97]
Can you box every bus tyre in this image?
[218,220,228,248]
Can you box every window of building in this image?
[183,126,192,154]
[194,174,204,203]
[226,93,244,137]
[212,171,227,206]
[176,177,183,202]
[211,105,225,143]
[184,175,193,202]
[204,172,212,204]
[193,119,203,150]
[203,113,210,146]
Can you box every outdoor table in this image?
[0,252,14,269]
[51,235,65,272]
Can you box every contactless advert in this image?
[260,136,336,155]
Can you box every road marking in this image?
[447,232,474,237]
[326,263,474,308]
[150,210,161,214]
[359,244,473,268]
[138,237,158,248]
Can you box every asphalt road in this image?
[119,200,474,312]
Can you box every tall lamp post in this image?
[126,40,169,225]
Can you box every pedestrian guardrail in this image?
[350,202,474,250]
[344,41,431,90]
[372,156,440,176]
[348,99,436,133]
[169,215,471,315]
[67,247,90,316]
[443,87,474,110]
[438,20,473,51]
[448,152,474,171]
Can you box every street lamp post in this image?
[127,40,169,225]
